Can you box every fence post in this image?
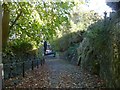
[43,57,45,64]
[9,64,13,78]
[37,59,39,68]
[41,59,42,66]
[32,60,33,70]
[22,62,25,77]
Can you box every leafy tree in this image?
[2,1,74,50]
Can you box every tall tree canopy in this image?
[2,1,74,49]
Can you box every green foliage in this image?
[11,40,33,52]
[51,2,101,53]
[36,45,44,60]
[65,44,79,64]
[5,1,74,49]
[51,31,83,52]
[77,10,120,88]
[69,9,101,32]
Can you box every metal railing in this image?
[3,56,45,80]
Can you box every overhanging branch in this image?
[10,10,22,30]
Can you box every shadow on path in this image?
[5,55,104,88]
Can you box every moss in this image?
[77,10,120,88]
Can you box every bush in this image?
[77,11,120,88]
[11,40,33,53]
[51,31,83,52]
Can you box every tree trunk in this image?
[0,3,2,53]
[0,2,3,89]
[2,3,10,50]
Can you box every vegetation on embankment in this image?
[53,10,120,88]
[2,1,74,80]
[2,1,120,88]
[51,31,83,65]
[2,1,74,63]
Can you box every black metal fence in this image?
[3,57,45,80]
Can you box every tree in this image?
[2,3,10,49]
[2,1,74,50]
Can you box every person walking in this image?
[44,41,47,55]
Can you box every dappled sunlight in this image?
[32,9,44,25]
[2,1,120,89]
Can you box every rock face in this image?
[77,10,120,88]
